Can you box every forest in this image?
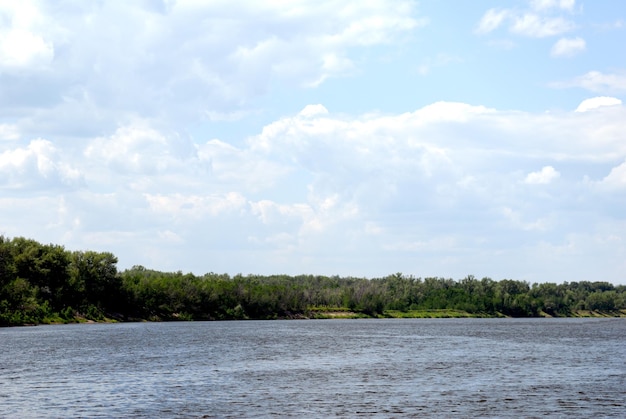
[1,235,625,326]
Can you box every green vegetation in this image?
[1,236,625,326]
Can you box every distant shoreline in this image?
[9,308,624,327]
[2,237,625,327]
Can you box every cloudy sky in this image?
[1,0,625,284]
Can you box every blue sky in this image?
[1,0,625,284]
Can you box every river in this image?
[1,318,624,417]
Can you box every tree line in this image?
[1,236,625,326]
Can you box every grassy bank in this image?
[308,307,626,319]
[18,308,626,325]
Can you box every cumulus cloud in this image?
[598,161,626,189]
[252,101,625,167]
[195,139,291,193]
[1,100,625,279]
[0,139,82,190]
[0,1,54,72]
[0,28,54,69]
[524,166,560,184]
[1,1,624,283]
[84,123,190,175]
[551,36,586,56]
[0,0,422,138]
[575,96,622,112]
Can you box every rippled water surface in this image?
[1,318,625,417]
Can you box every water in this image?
[1,318,625,418]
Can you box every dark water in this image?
[1,318,625,418]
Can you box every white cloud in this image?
[0,28,54,69]
[524,166,560,184]
[157,230,184,245]
[145,192,247,219]
[298,104,329,118]
[575,96,622,112]
[551,36,585,57]
[476,3,576,38]
[196,139,291,193]
[510,14,575,37]
[0,1,54,72]
[0,124,20,141]
[0,0,423,137]
[252,100,626,168]
[556,71,626,93]
[84,123,186,175]
[2,100,626,281]
[530,0,576,12]
[0,2,624,283]
[501,207,551,231]
[599,161,626,189]
[475,9,510,34]
[250,200,312,226]
[0,139,82,189]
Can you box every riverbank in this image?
[310,308,626,319]
[9,307,626,327]
[76,308,626,323]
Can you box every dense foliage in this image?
[1,236,625,326]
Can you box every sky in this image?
[1,0,625,284]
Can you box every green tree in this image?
[70,251,120,314]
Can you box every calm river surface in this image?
[1,318,625,418]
